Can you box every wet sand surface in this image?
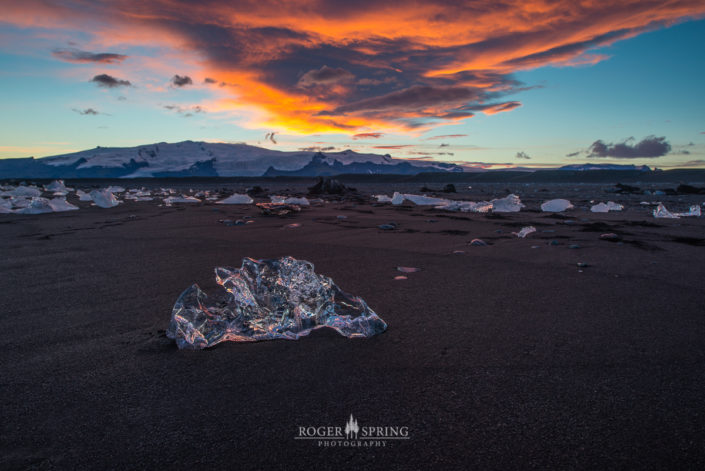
[1,182,705,469]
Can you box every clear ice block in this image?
[167,256,387,349]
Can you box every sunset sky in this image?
[1,0,704,169]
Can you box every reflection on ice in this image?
[167,256,387,349]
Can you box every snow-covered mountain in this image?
[0,141,462,178]
[557,164,652,171]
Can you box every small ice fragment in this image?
[452,250,465,254]
[600,233,621,241]
[491,194,524,212]
[271,195,310,206]
[469,239,488,246]
[90,189,120,208]
[653,203,678,218]
[378,223,397,230]
[374,195,393,203]
[216,194,254,205]
[397,267,420,273]
[166,256,387,349]
[106,185,125,194]
[391,192,405,205]
[336,215,347,219]
[591,201,624,212]
[163,195,200,204]
[285,223,301,228]
[541,199,573,212]
[76,189,92,201]
[48,197,79,212]
[394,276,408,280]
[512,226,536,238]
[577,262,588,268]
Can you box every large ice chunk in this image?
[44,180,72,193]
[391,192,405,205]
[167,256,387,349]
[76,189,92,201]
[402,194,450,205]
[541,199,574,212]
[90,189,120,208]
[164,195,201,204]
[48,197,79,212]
[14,197,54,214]
[216,194,254,204]
[654,203,702,218]
[491,194,524,212]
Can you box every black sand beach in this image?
[2,181,705,469]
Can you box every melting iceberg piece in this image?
[15,197,54,214]
[216,194,254,205]
[391,192,405,205]
[48,197,79,212]
[167,256,387,349]
[90,189,120,208]
[402,194,450,206]
[591,201,624,213]
[45,180,72,193]
[271,195,310,206]
[541,199,574,212]
[164,195,201,204]
[76,189,92,201]
[7,186,41,198]
[491,194,524,212]
[655,203,702,218]
[435,200,492,213]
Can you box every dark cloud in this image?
[333,86,480,114]
[52,48,127,64]
[515,151,531,159]
[566,151,580,157]
[297,66,355,87]
[171,75,193,87]
[163,104,205,117]
[587,136,671,158]
[373,145,413,149]
[439,143,449,147]
[204,77,217,84]
[72,108,100,115]
[353,132,383,139]
[90,74,131,88]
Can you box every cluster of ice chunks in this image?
[167,256,387,349]
[270,195,310,206]
[375,192,523,213]
[653,203,701,219]
[89,189,120,208]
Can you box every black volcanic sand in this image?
[2,183,705,470]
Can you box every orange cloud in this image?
[4,0,705,134]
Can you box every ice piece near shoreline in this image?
[106,185,125,193]
[391,192,405,205]
[491,194,524,212]
[90,189,120,208]
[271,195,310,206]
[513,226,536,238]
[76,189,92,201]
[48,197,79,212]
[403,194,450,205]
[15,197,54,214]
[656,204,702,218]
[167,256,387,349]
[436,200,492,213]
[45,180,72,193]
[374,194,393,203]
[541,199,573,212]
[164,195,200,204]
[0,199,11,213]
[6,186,41,198]
[216,194,253,204]
[591,201,623,213]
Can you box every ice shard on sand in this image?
[167,256,387,349]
